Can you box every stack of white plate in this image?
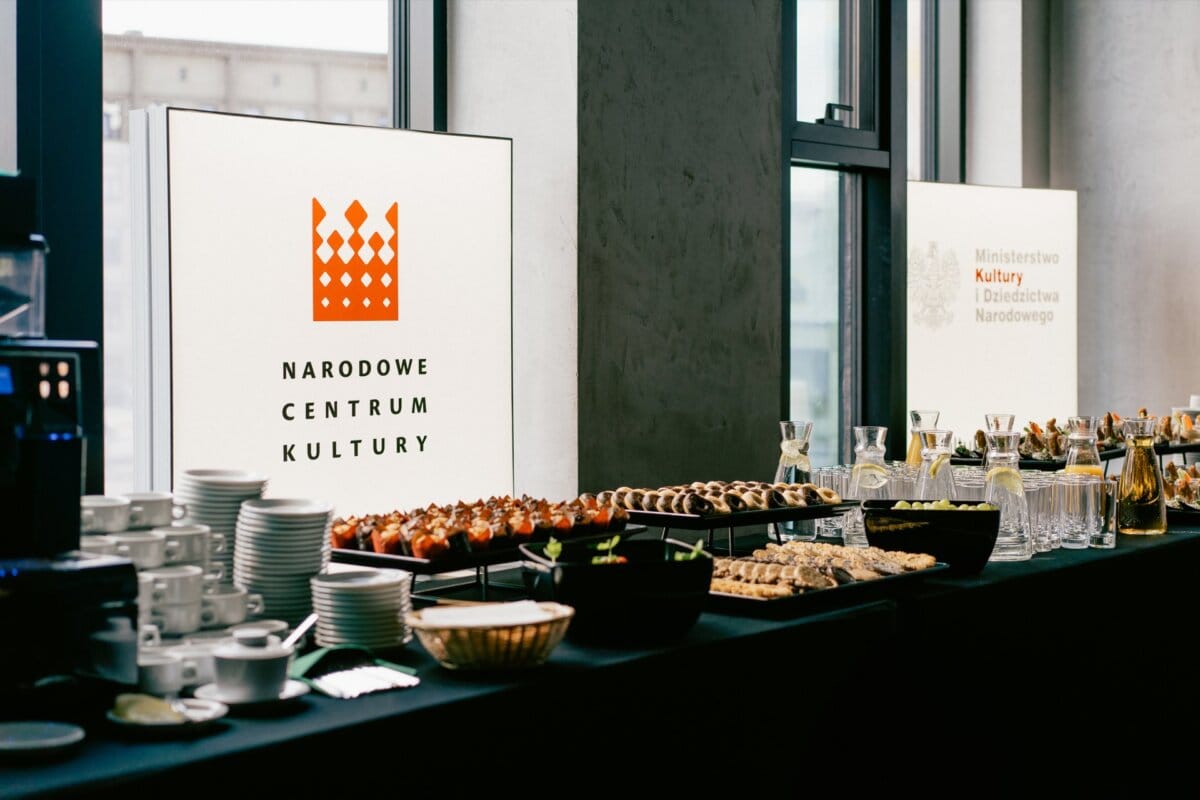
[233,499,332,626]
[310,569,413,650]
[177,469,269,585]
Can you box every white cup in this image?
[138,652,198,696]
[81,495,132,533]
[213,629,293,702]
[148,600,215,635]
[90,617,161,684]
[163,644,217,686]
[80,534,116,555]
[202,587,264,626]
[109,530,177,569]
[125,492,188,530]
[142,565,220,605]
[156,524,224,564]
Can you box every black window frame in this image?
[782,0,907,461]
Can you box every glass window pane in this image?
[907,0,922,180]
[796,0,868,129]
[101,0,390,492]
[796,0,841,124]
[790,167,845,467]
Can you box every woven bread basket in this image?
[405,602,574,670]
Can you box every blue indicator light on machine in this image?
[48,433,59,441]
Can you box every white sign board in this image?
[137,108,513,514]
[907,182,1077,446]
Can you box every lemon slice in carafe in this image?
[851,462,889,491]
[986,466,1023,495]
[779,439,811,473]
[928,453,950,478]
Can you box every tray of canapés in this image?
[706,540,946,619]
[596,480,857,530]
[1165,461,1200,525]
[330,495,630,573]
[951,410,1200,468]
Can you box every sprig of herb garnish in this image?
[545,536,563,563]
[673,538,708,561]
[590,534,626,565]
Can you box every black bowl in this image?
[862,499,1000,575]
[519,536,713,645]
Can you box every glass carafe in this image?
[845,426,889,547]
[1064,416,1103,477]
[914,430,956,501]
[774,420,814,485]
[983,413,1015,468]
[1117,417,1167,535]
[773,420,814,540]
[906,410,939,466]
[985,431,1032,561]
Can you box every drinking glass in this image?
[1058,474,1103,549]
[1092,479,1118,549]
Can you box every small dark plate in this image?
[862,499,999,575]
[707,562,948,620]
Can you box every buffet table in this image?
[5,529,1199,796]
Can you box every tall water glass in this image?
[1059,474,1103,549]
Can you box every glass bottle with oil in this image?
[906,410,939,466]
[1117,417,1167,534]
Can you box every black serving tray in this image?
[1167,506,1200,528]
[626,501,859,531]
[706,561,948,620]
[331,521,644,575]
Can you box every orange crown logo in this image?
[312,198,398,322]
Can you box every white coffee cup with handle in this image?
[142,565,220,605]
[110,530,177,569]
[202,586,265,626]
[148,600,216,636]
[138,652,198,696]
[156,524,224,564]
[81,496,132,534]
[125,492,188,530]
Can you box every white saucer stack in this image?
[310,569,413,650]
[233,499,332,626]
[176,469,269,585]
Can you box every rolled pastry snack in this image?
[596,490,615,507]
[766,489,790,509]
[655,492,675,512]
[739,490,768,510]
[641,491,660,511]
[711,578,794,599]
[781,489,806,507]
[682,492,713,515]
[622,490,643,510]
[815,486,841,504]
[705,494,731,514]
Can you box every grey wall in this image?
[578,0,782,491]
[1050,1,1200,415]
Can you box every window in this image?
[785,0,905,463]
[101,0,391,492]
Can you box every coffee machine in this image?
[0,176,139,704]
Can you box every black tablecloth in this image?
[4,530,1199,796]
